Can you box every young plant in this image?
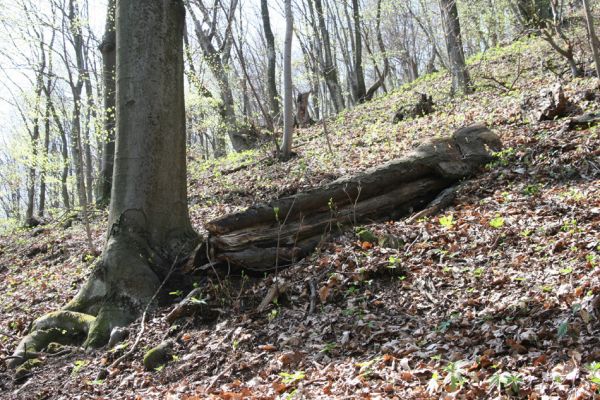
[439,214,455,228]
[443,360,468,391]
[488,372,523,395]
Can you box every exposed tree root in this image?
[8,225,192,369]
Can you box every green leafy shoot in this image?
[439,215,455,228]
[279,370,305,385]
[489,216,505,228]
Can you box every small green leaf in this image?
[557,321,569,338]
[489,217,505,228]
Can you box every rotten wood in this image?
[199,125,501,272]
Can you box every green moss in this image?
[32,310,95,335]
[143,341,173,371]
[356,228,377,244]
[83,306,134,349]
[46,342,64,354]
[15,358,43,380]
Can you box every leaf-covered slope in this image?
[1,33,599,398]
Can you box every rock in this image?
[107,327,129,348]
[143,340,173,371]
[393,93,434,123]
[14,358,42,382]
[521,83,571,122]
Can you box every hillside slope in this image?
[1,34,599,399]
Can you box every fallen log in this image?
[200,124,501,272]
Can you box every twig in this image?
[308,278,317,315]
[96,250,185,380]
[0,330,18,340]
[207,352,266,390]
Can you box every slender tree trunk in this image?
[98,0,116,206]
[281,0,294,160]
[351,0,366,103]
[312,0,345,113]
[582,0,600,84]
[440,0,472,95]
[38,81,52,217]
[261,0,280,123]
[44,83,71,211]
[25,39,47,225]
[25,80,44,225]
[364,0,389,101]
[185,0,252,154]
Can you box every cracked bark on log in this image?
[198,124,501,272]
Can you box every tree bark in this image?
[440,0,472,95]
[364,0,389,101]
[9,0,198,366]
[185,0,255,154]
[201,125,501,271]
[582,0,600,84]
[351,0,366,103]
[281,0,294,160]
[312,0,345,113]
[260,0,280,123]
[97,0,116,207]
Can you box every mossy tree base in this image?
[8,225,194,369]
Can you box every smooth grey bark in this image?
[364,0,389,101]
[440,0,472,95]
[44,93,71,210]
[9,0,198,363]
[97,0,116,206]
[351,0,366,103]
[281,0,294,160]
[25,57,45,226]
[261,0,280,123]
[582,0,600,83]
[38,63,55,217]
[312,0,345,113]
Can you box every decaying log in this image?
[199,124,501,272]
[521,83,572,122]
[392,93,434,124]
[296,92,313,128]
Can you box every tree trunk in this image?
[364,0,389,101]
[351,0,366,103]
[281,0,294,160]
[97,0,116,207]
[261,0,280,123]
[25,39,47,226]
[38,80,53,217]
[312,0,345,113]
[200,126,501,271]
[9,0,198,366]
[582,0,600,84]
[440,0,472,95]
[25,79,44,226]
[185,0,255,154]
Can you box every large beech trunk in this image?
[199,125,501,272]
[9,0,197,368]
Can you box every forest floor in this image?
[1,34,600,399]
